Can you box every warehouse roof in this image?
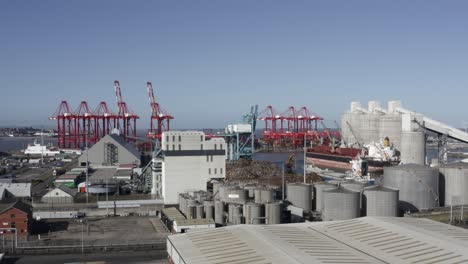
[162,207,186,222]
[167,217,468,264]
[0,183,31,198]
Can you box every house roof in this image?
[58,185,78,197]
[0,200,31,215]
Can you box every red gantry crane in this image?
[146,81,173,140]
[257,105,335,148]
[74,101,98,147]
[94,101,117,139]
[50,100,76,149]
[114,80,139,142]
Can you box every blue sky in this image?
[1,0,467,129]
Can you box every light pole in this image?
[303,132,306,183]
[81,220,84,254]
[282,163,285,201]
[85,133,89,205]
[106,178,109,216]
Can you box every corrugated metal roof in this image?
[168,217,468,264]
[177,218,215,226]
[163,207,186,222]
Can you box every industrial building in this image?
[0,200,32,239]
[341,100,468,164]
[167,217,468,264]
[78,132,141,168]
[0,183,31,198]
[156,131,226,204]
[41,185,77,204]
[161,207,215,233]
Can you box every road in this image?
[31,158,78,197]
[2,251,167,264]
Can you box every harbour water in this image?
[0,137,57,152]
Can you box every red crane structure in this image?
[257,105,337,148]
[146,81,173,139]
[114,80,139,142]
[94,101,117,139]
[50,81,141,149]
[50,101,76,149]
[74,101,98,147]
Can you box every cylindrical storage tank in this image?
[287,183,312,212]
[383,164,438,211]
[187,205,196,219]
[440,162,468,206]
[213,182,222,198]
[363,186,399,217]
[217,185,226,201]
[379,114,402,150]
[341,181,366,211]
[244,203,264,225]
[359,113,381,144]
[196,205,204,219]
[260,189,274,203]
[254,188,274,203]
[204,200,214,220]
[178,194,186,216]
[254,189,262,203]
[228,204,243,225]
[313,182,337,212]
[223,187,248,204]
[245,185,256,198]
[322,187,360,221]
[400,131,425,165]
[341,112,363,146]
[214,200,225,225]
[265,202,281,224]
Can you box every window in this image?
[206,155,209,162]
[208,168,211,175]
[210,155,213,162]
[172,144,175,151]
[220,168,223,174]
[214,144,217,150]
[166,135,169,142]
[104,142,118,165]
[200,135,203,141]
[172,135,175,141]
[178,135,181,142]
[166,145,169,151]
[56,192,59,196]
[214,168,217,174]
[178,144,181,151]
[10,214,15,218]
[201,144,203,150]
[220,144,223,150]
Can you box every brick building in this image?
[0,200,32,239]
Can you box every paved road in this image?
[3,250,167,264]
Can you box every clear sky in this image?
[1,0,467,129]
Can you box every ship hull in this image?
[306,152,388,173]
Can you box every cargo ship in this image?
[306,143,399,173]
